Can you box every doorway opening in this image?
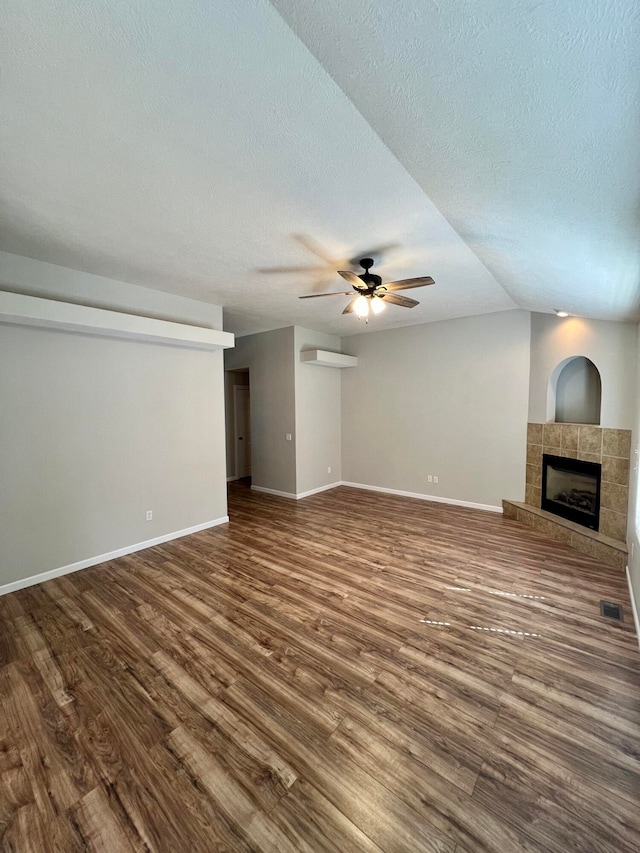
[224,369,251,483]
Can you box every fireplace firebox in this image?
[541,454,601,531]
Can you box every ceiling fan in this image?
[299,258,435,321]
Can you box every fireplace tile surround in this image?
[526,422,630,540]
[504,423,631,570]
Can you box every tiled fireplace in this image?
[503,423,631,570]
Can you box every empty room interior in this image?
[1,1,640,851]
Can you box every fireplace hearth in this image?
[541,454,601,531]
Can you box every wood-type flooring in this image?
[0,481,639,852]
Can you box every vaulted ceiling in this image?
[1,1,638,336]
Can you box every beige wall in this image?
[294,327,342,494]
[341,310,531,509]
[627,325,640,640]
[0,258,229,588]
[224,326,343,497]
[0,327,227,585]
[528,313,637,429]
[224,327,296,495]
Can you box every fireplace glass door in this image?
[541,454,601,530]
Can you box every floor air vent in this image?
[600,601,623,621]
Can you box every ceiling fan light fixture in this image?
[300,257,435,318]
[555,309,569,318]
[354,295,370,317]
[370,295,385,314]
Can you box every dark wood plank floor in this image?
[1,481,639,852]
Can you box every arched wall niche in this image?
[546,355,602,424]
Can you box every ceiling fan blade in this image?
[299,291,353,299]
[292,234,336,264]
[342,297,361,314]
[337,270,365,288]
[383,276,435,291]
[380,293,419,308]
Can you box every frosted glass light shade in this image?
[354,295,369,317]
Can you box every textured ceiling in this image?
[0,1,638,336]
[271,0,640,324]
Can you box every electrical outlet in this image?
[285,433,292,441]
[328,466,332,474]
[427,475,433,483]
[433,475,439,484]
[146,510,153,521]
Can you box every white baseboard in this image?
[227,475,240,482]
[340,481,503,514]
[296,482,343,499]
[251,482,342,500]
[626,566,640,652]
[251,485,298,500]
[251,479,502,512]
[0,516,229,597]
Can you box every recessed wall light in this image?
[555,309,569,317]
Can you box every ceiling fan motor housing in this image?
[359,273,383,289]
[358,258,382,289]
